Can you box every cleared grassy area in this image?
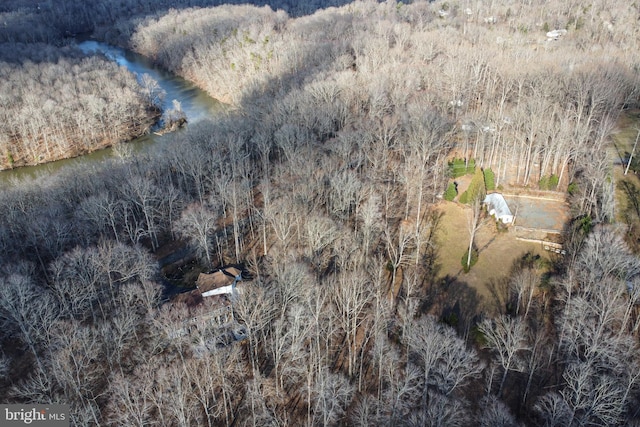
[614,166,640,218]
[611,110,640,161]
[434,201,548,312]
[612,110,640,252]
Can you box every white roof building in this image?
[484,193,514,224]
[546,29,567,40]
[196,267,242,298]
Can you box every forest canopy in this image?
[0,46,156,168]
[1,0,640,426]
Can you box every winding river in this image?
[0,40,221,184]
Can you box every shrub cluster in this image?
[444,182,458,201]
[483,168,495,191]
[448,158,475,178]
[459,168,486,204]
[538,174,559,190]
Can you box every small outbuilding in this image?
[546,29,567,40]
[484,193,514,224]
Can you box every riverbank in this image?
[0,43,158,171]
[0,39,221,175]
[1,110,159,171]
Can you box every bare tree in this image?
[477,395,521,427]
[407,315,447,403]
[220,175,251,264]
[465,196,482,271]
[9,366,58,406]
[49,246,103,321]
[327,169,362,220]
[183,356,227,427]
[105,369,155,427]
[312,367,354,427]
[138,73,165,109]
[234,281,277,371]
[431,331,484,396]
[120,176,164,251]
[357,190,383,261]
[405,391,469,427]
[304,214,340,274]
[534,391,573,427]
[383,364,423,424]
[0,273,59,372]
[402,106,452,231]
[385,222,414,298]
[625,127,640,175]
[407,315,482,409]
[510,267,540,320]
[331,272,373,379]
[159,362,200,426]
[49,322,104,426]
[238,370,278,427]
[264,194,296,253]
[521,324,551,405]
[75,192,123,243]
[557,361,627,427]
[574,225,640,288]
[350,394,380,427]
[23,209,72,279]
[173,203,217,267]
[478,315,529,396]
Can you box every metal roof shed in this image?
[484,193,514,224]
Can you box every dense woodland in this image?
[1,0,640,426]
[0,0,352,169]
[0,45,158,169]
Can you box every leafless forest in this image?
[1,0,640,426]
[0,45,160,169]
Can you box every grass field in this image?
[611,110,640,252]
[434,109,640,313]
[434,201,548,313]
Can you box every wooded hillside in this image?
[0,45,157,168]
[130,0,640,220]
[1,1,640,426]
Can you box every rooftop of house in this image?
[171,288,231,309]
[196,267,242,293]
[484,193,513,219]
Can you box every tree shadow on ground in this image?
[485,276,510,315]
[422,275,485,339]
[477,218,498,254]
